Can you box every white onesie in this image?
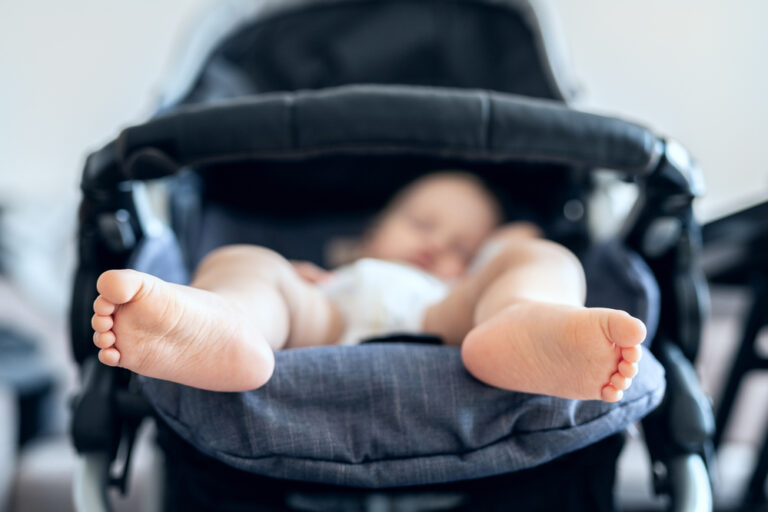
[318,258,450,345]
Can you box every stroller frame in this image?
[704,200,768,509]
[68,84,714,511]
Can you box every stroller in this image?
[69,1,715,510]
[703,199,768,510]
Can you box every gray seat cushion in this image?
[134,230,665,487]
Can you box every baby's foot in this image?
[462,302,645,402]
[91,269,274,391]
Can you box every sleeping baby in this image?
[91,171,644,402]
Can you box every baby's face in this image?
[361,175,499,280]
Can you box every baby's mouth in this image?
[407,253,433,271]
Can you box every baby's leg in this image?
[424,240,645,402]
[91,245,343,391]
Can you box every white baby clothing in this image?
[318,258,450,345]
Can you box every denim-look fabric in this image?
[135,232,665,488]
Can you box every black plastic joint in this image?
[71,358,119,454]
[647,140,705,200]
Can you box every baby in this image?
[91,172,645,402]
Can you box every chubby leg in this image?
[91,245,343,391]
[424,240,645,402]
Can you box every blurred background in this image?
[0,1,766,510]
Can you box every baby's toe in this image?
[91,314,113,333]
[621,346,642,363]
[96,269,146,305]
[601,384,624,402]
[606,311,647,348]
[98,347,121,366]
[93,331,116,349]
[618,360,638,379]
[610,372,632,391]
[93,295,115,316]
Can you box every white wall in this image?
[0,0,210,316]
[1,0,767,317]
[0,0,210,205]
[551,0,768,220]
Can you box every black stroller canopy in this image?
[158,0,581,111]
[83,84,662,263]
[86,85,661,193]
[80,0,662,265]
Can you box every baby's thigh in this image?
[192,245,298,289]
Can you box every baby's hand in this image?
[469,222,543,272]
[290,261,333,284]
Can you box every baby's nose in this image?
[426,233,451,253]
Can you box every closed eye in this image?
[451,242,473,260]
[408,214,435,232]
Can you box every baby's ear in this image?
[324,237,362,267]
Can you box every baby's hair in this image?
[364,170,504,240]
[384,170,503,224]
